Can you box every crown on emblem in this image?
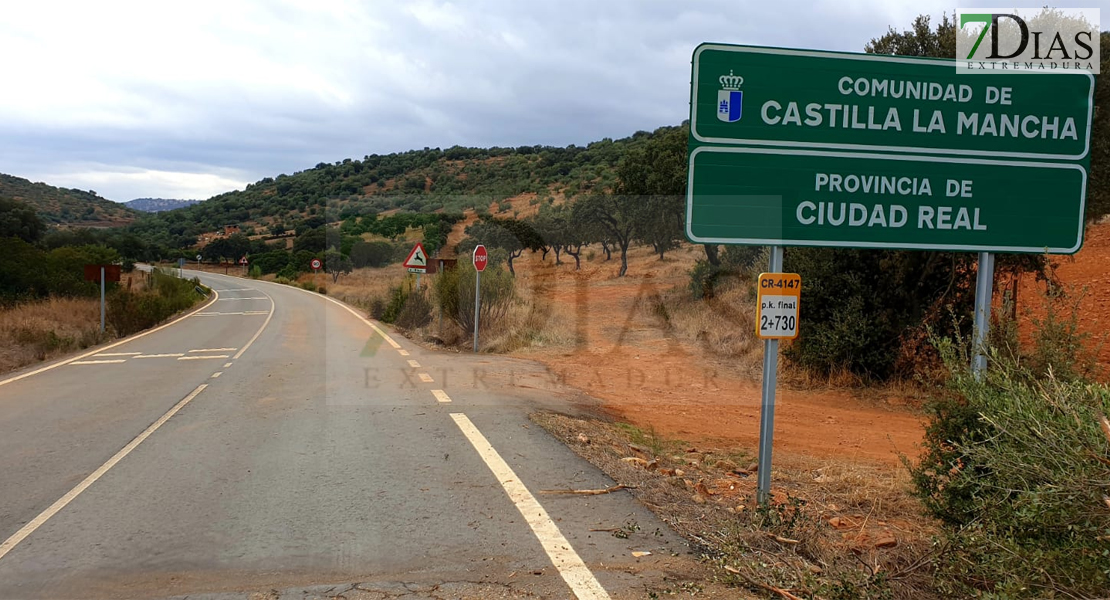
[719,70,744,90]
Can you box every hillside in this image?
[129,127,675,248]
[125,198,201,212]
[0,173,139,226]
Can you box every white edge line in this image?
[449,413,610,600]
[71,359,128,365]
[189,269,402,351]
[0,289,219,388]
[232,289,276,360]
[0,384,209,562]
[188,348,238,353]
[178,355,230,361]
[92,352,141,357]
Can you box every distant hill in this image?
[130,125,678,247]
[0,174,139,226]
[125,198,201,213]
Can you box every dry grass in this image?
[0,297,109,373]
[533,411,942,600]
[319,266,407,311]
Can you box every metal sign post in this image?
[472,245,487,353]
[756,246,784,504]
[100,266,106,334]
[972,252,995,378]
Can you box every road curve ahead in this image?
[0,271,698,599]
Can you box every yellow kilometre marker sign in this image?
[756,273,801,340]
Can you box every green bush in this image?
[432,259,514,337]
[911,309,1110,597]
[395,289,433,330]
[368,296,387,321]
[107,269,204,336]
[688,260,721,299]
[381,284,409,324]
[248,265,262,278]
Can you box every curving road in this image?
[0,271,698,599]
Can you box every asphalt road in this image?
[0,270,700,599]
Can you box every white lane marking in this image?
[71,359,127,365]
[232,287,275,360]
[0,384,209,563]
[216,288,253,292]
[449,413,611,600]
[92,352,140,357]
[134,353,185,359]
[211,372,222,378]
[217,297,268,301]
[173,272,275,362]
[398,349,410,356]
[431,390,452,403]
[223,362,233,368]
[195,311,269,316]
[407,359,421,368]
[188,348,237,353]
[418,373,433,383]
[0,289,219,389]
[202,270,403,351]
[178,355,230,361]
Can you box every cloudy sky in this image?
[0,0,1048,202]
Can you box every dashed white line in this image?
[418,373,433,383]
[211,372,222,378]
[398,349,410,356]
[407,359,421,368]
[92,352,140,357]
[178,355,230,361]
[449,413,611,600]
[189,348,237,353]
[0,289,218,389]
[431,390,452,403]
[71,359,127,365]
[134,353,185,359]
[195,311,269,316]
[224,362,233,368]
[0,384,209,563]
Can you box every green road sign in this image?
[692,44,1094,161]
[688,44,1094,253]
[686,146,1086,254]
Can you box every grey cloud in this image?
[2,0,977,201]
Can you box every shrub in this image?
[688,260,721,299]
[911,303,1110,598]
[381,284,409,324]
[248,265,262,278]
[368,296,387,320]
[433,259,514,338]
[107,269,204,336]
[395,289,433,330]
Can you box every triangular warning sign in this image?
[403,243,428,270]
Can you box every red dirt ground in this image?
[510,245,924,466]
[508,221,1110,466]
[1017,219,1110,370]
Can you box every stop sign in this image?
[473,245,488,272]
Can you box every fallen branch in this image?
[539,484,636,495]
[765,532,801,545]
[724,566,806,600]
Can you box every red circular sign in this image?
[310,258,322,270]
[473,245,488,272]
